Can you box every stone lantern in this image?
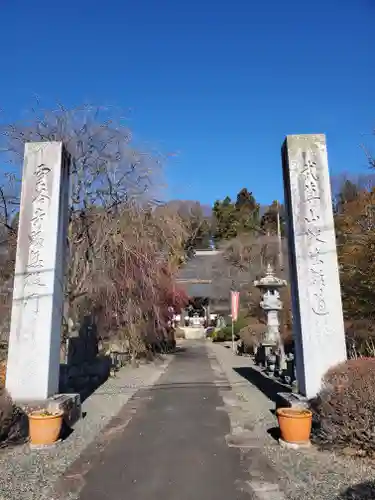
[254,264,287,375]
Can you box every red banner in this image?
[231,291,240,322]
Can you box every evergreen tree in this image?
[212,197,238,241]
[235,188,260,233]
[212,188,260,242]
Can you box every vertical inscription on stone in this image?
[300,154,328,317]
[282,134,347,399]
[21,162,52,331]
[25,163,51,290]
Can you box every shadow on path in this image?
[233,366,291,403]
[336,481,375,499]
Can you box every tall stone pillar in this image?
[282,134,346,399]
[6,142,70,401]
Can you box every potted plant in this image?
[276,407,312,444]
[28,409,64,445]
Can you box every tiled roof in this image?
[177,253,218,282]
[176,250,248,300]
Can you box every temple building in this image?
[176,250,229,327]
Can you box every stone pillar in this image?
[6,142,70,401]
[282,134,346,399]
[264,308,280,345]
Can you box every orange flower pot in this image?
[28,410,63,445]
[276,407,312,444]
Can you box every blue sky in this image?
[0,0,374,206]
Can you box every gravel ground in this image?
[208,342,375,500]
[0,355,172,500]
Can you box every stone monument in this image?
[282,134,347,399]
[254,264,287,374]
[254,264,287,346]
[6,142,70,401]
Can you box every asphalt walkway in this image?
[78,342,249,500]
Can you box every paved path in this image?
[77,342,249,500]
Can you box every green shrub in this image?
[211,313,250,343]
[212,327,239,342]
[224,314,248,334]
[311,358,375,456]
[213,328,231,342]
[205,327,215,338]
[210,330,218,341]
